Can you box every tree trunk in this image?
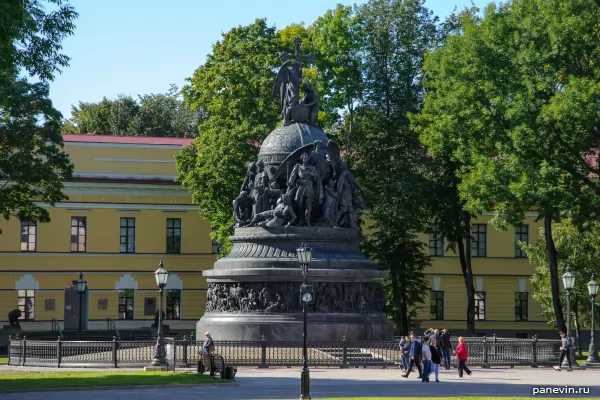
[457,212,476,336]
[544,214,567,332]
[390,261,407,335]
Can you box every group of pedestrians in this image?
[399,328,471,382]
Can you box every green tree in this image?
[69,86,198,137]
[130,85,200,137]
[0,0,76,229]
[415,0,600,333]
[413,7,483,336]
[351,0,439,333]
[526,219,600,354]
[308,4,363,148]
[176,19,284,251]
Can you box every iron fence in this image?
[7,335,560,369]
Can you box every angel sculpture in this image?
[272,60,304,125]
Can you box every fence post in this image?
[57,337,62,368]
[172,338,177,372]
[112,336,118,368]
[259,335,268,368]
[341,336,348,368]
[483,336,488,368]
[22,336,27,366]
[532,335,538,368]
[182,335,188,367]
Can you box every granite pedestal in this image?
[196,226,393,342]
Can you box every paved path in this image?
[1,367,599,399]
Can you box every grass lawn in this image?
[0,358,8,364]
[575,351,589,361]
[0,371,223,391]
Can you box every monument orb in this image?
[196,37,393,342]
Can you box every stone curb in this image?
[0,383,238,394]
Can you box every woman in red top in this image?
[455,336,472,378]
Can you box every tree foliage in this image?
[415,0,600,333]
[0,0,77,230]
[526,219,600,352]
[176,19,284,251]
[350,0,439,333]
[68,84,201,137]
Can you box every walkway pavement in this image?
[1,367,599,399]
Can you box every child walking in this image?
[421,336,432,382]
[429,337,442,382]
[455,336,472,378]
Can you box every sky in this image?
[49,0,490,119]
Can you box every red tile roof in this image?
[62,134,193,146]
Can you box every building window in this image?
[20,221,37,252]
[428,224,444,256]
[430,291,444,320]
[166,289,181,319]
[118,289,134,320]
[120,218,135,253]
[515,292,528,321]
[71,217,87,252]
[475,291,486,320]
[212,238,220,254]
[166,219,181,254]
[18,290,35,320]
[471,224,487,257]
[515,225,529,258]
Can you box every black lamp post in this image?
[150,260,169,367]
[586,275,599,365]
[297,242,313,400]
[75,272,87,335]
[562,265,576,368]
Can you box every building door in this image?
[64,288,79,330]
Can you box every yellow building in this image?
[417,215,552,338]
[0,134,215,334]
[0,134,552,338]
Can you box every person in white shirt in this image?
[421,336,432,382]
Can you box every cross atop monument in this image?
[280,37,315,64]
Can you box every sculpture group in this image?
[205,282,385,314]
[232,140,364,230]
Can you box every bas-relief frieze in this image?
[205,282,385,314]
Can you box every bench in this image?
[197,353,212,374]
[202,354,236,381]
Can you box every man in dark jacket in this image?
[401,332,422,379]
[553,331,572,371]
[441,329,452,370]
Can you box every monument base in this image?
[196,313,393,342]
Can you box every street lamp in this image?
[562,265,576,368]
[297,242,313,400]
[586,275,599,365]
[75,272,87,335]
[150,260,169,367]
